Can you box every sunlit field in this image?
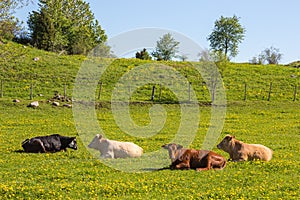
[0,100,299,199]
[1,42,299,199]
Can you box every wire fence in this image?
[0,78,298,102]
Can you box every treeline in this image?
[1,0,109,56]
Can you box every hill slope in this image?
[0,41,299,102]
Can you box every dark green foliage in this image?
[27,0,107,55]
[28,8,56,51]
[136,48,152,60]
[207,15,245,60]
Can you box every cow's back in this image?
[189,150,210,169]
[112,141,143,158]
[38,135,61,152]
[244,143,273,161]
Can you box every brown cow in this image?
[162,143,226,171]
[217,135,273,162]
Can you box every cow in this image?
[22,134,77,153]
[162,143,226,171]
[217,135,273,162]
[88,134,143,159]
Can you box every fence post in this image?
[98,82,102,100]
[267,82,272,101]
[64,84,67,99]
[159,84,162,101]
[30,83,33,100]
[188,82,191,102]
[244,83,247,101]
[293,85,297,101]
[0,80,3,98]
[151,85,156,101]
[211,79,217,103]
[128,83,131,94]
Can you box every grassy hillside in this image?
[0,41,299,102]
[1,42,299,199]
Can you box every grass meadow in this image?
[0,100,299,199]
[0,42,300,199]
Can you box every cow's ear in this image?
[98,134,103,139]
[226,135,233,141]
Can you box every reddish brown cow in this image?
[162,143,226,171]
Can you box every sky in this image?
[15,0,300,64]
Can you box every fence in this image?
[0,78,298,102]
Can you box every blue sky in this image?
[15,0,300,64]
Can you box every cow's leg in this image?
[100,151,114,158]
[175,161,190,170]
[196,161,211,171]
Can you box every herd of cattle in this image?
[21,134,273,171]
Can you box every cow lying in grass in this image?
[22,134,77,153]
[217,135,273,161]
[162,143,226,171]
[88,134,143,158]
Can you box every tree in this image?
[198,48,211,61]
[28,0,107,55]
[136,48,152,60]
[0,0,30,41]
[28,8,56,51]
[259,46,282,65]
[152,33,180,61]
[249,55,265,65]
[207,15,245,60]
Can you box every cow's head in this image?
[68,137,78,150]
[88,134,104,150]
[162,143,183,162]
[217,135,235,151]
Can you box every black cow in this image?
[21,134,77,153]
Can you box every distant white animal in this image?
[88,134,143,159]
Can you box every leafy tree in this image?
[259,46,283,65]
[198,48,211,61]
[207,15,245,60]
[28,0,107,55]
[152,33,180,61]
[28,8,56,51]
[0,0,30,41]
[249,55,264,65]
[136,48,152,60]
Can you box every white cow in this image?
[88,134,143,158]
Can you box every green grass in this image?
[0,41,299,102]
[0,100,299,199]
[0,42,300,199]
